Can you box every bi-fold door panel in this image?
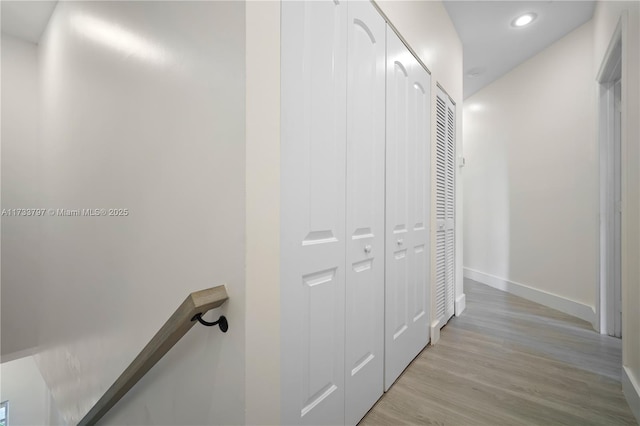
[281,1,348,424]
[282,1,387,425]
[435,88,456,327]
[282,1,433,423]
[384,27,431,391]
[345,1,386,424]
[445,100,456,317]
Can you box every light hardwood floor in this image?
[360,278,637,425]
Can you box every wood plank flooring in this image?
[360,278,637,425]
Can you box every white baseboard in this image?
[623,366,640,423]
[455,293,466,316]
[463,267,596,325]
[430,320,441,345]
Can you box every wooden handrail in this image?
[79,285,229,426]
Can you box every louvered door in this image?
[445,98,455,317]
[435,87,455,328]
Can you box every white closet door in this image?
[385,27,431,390]
[445,99,456,319]
[613,79,622,338]
[345,1,385,424]
[435,87,455,326]
[281,1,348,424]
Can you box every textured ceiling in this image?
[443,1,596,99]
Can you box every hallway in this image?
[360,279,637,425]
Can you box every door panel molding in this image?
[384,26,431,391]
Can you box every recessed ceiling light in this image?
[512,13,537,28]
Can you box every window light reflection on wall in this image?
[70,14,169,65]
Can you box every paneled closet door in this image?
[435,87,456,327]
[385,27,431,390]
[345,1,386,424]
[281,1,348,424]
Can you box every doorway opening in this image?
[597,16,624,338]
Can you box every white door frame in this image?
[596,14,625,336]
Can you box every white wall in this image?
[593,1,640,421]
[463,21,598,320]
[375,0,465,338]
[0,34,42,360]
[0,356,52,426]
[245,2,280,425]
[32,2,246,424]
